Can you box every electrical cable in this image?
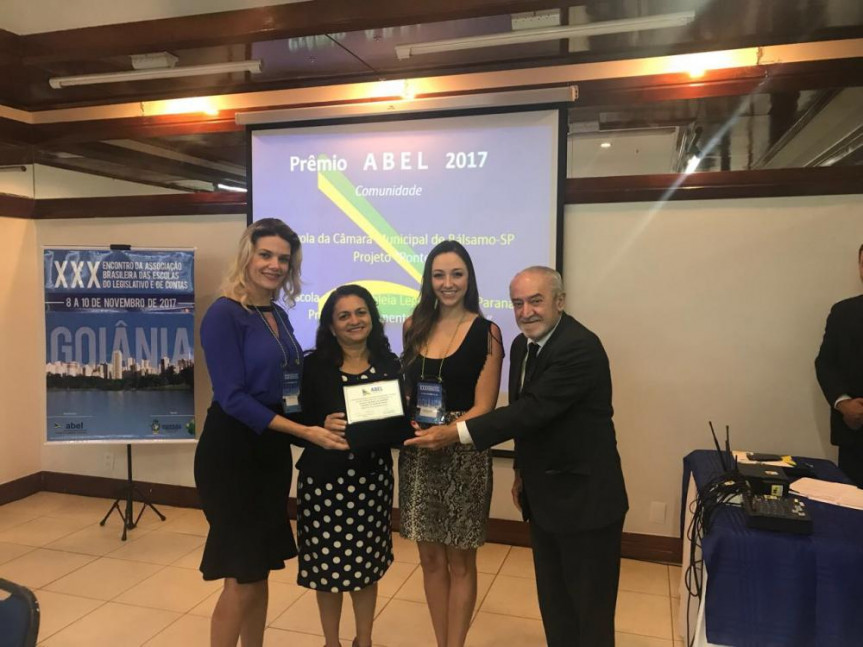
[683,468,749,646]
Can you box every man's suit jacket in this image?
[468,313,628,533]
[815,294,863,448]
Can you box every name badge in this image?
[282,370,301,414]
[414,380,446,426]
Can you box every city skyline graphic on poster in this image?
[44,248,196,443]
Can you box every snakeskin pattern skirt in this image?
[397,412,493,549]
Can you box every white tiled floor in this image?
[0,493,685,646]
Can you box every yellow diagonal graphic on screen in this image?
[317,169,423,284]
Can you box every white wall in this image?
[0,166,34,198]
[564,195,862,536]
[4,195,861,539]
[0,217,43,483]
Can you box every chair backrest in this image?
[0,579,40,647]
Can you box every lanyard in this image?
[420,311,466,381]
[253,304,300,368]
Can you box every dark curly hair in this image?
[402,240,481,368]
[314,284,393,367]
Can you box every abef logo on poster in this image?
[43,248,196,443]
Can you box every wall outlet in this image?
[103,451,115,472]
[649,501,667,525]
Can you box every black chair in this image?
[0,579,39,647]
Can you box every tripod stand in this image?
[100,444,166,540]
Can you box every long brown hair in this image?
[221,218,303,308]
[402,241,480,368]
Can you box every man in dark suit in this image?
[406,266,628,647]
[815,244,863,487]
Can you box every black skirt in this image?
[194,403,297,583]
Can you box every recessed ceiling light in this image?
[217,183,247,193]
[600,142,612,149]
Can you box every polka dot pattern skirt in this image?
[296,455,394,593]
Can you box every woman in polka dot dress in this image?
[296,284,402,647]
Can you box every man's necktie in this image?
[522,341,539,393]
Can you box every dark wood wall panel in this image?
[0,194,35,218]
[40,471,202,508]
[566,167,863,203]
[0,116,35,146]
[32,192,245,219]
[0,472,42,506]
[0,28,25,105]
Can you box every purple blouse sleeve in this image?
[201,299,279,434]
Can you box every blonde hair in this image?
[221,218,302,308]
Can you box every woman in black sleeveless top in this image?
[399,241,504,647]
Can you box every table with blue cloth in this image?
[680,450,863,647]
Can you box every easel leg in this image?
[99,444,167,540]
[99,500,121,526]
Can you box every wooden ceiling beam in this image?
[0,28,30,106]
[0,144,34,166]
[0,116,34,146]
[20,0,574,65]
[0,28,21,67]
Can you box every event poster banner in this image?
[44,248,196,443]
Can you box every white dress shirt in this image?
[456,315,562,445]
